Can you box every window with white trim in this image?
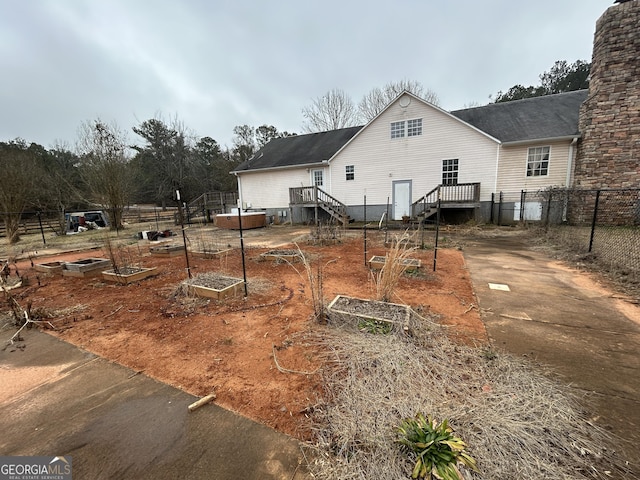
[345,165,354,181]
[442,159,458,185]
[390,121,405,139]
[391,118,423,139]
[527,146,550,176]
[407,118,422,136]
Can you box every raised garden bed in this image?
[259,249,303,263]
[102,267,158,284]
[62,258,111,278]
[185,274,244,300]
[149,244,185,256]
[189,248,232,259]
[34,261,65,275]
[327,295,411,333]
[368,255,421,272]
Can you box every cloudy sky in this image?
[1,0,610,150]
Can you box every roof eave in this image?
[232,160,328,175]
[501,134,581,147]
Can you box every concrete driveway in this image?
[462,232,640,474]
[0,330,310,480]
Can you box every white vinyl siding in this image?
[331,98,499,204]
[497,141,572,192]
[237,168,311,209]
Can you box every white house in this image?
[232,90,586,224]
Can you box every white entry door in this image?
[310,169,324,187]
[392,180,411,220]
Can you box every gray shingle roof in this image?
[233,126,362,172]
[234,91,587,173]
[451,90,587,143]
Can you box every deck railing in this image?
[412,183,480,217]
[289,186,348,223]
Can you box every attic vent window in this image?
[391,118,423,139]
[527,146,550,177]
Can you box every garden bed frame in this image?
[62,258,111,278]
[102,267,159,284]
[327,294,412,331]
[34,261,65,275]
[149,244,185,257]
[368,255,421,272]
[259,249,303,263]
[188,276,245,300]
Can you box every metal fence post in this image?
[589,189,601,253]
[490,192,495,224]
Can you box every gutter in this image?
[231,160,328,175]
[562,137,579,222]
[234,171,243,209]
[494,143,501,195]
[501,135,581,147]
[565,137,578,187]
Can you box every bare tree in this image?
[76,120,133,230]
[301,88,359,133]
[39,141,83,235]
[131,114,200,207]
[358,80,440,122]
[0,140,41,244]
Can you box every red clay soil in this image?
[9,233,486,441]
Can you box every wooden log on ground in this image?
[188,393,217,412]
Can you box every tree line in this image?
[1,63,588,244]
[0,118,292,243]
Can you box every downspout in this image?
[234,172,243,211]
[493,144,501,195]
[562,137,579,222]
[323,159,330,194]
[565,137,578,187]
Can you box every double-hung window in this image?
[527,146,550,176]
[345,165,355,181]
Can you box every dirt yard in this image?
[5,229,485,441]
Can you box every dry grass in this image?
[102,234,144,274]
[186,225,227,254]
[374,230,417,302]
[306,310,631,479]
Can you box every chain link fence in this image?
[491,187,640,298]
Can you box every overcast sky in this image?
[1,0,611,150]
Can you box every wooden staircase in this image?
[188,191,238,219]
[289,186,350,225]
[412,183,481,221]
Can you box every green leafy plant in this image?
[358,318,392,334]
[396,413,479,479]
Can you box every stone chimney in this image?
[574,0,640,189]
